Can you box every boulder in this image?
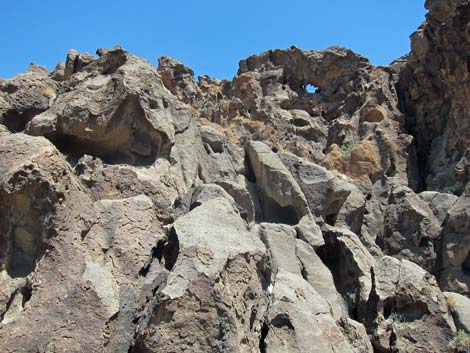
[279,152,353,221]
[0,131,167,351]
[377,185,441,272]
[368,256,456,353]
[445,292,470,333]
[133,188,268,352]
[263,269,357,353]
[440,184,470,295]
[246,141,310,224]
[318,225,376,320]
[26,47,192,166]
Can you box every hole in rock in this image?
[383,298,394,319]
[204,140,224,154]
[158,229,180,271]
[305,84,319,94]
[271,314,295,330]
[394,302,429,322]
[291,118,310,127]
[418,237,429,247]
[325,213,338,226]
[6,225,45,278]
[259,190,300,225]
[47,133,135,165]
[2,108,44,132]
[139,230,179,276]
[21,281,32,308]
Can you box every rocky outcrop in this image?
[25,46,192,166]
[368,256,455,353]
[440,184,470,295]
[445,291,470,333]
[377,185,441,272]
[1,1,470,351]
[133,186,267,352]
[399,0,470,193]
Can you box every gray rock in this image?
[279,152,352,220]
[440,184,470,295]
[295,239,346,320]
[246,141,310,224]
[377,185,441,272]
[444,291,470,333]
[26,47,192,166]
[134,190,268,352]
[198,124,245,182]
[400,0,470,192]
[319,225,376,320]
[0,134,166,351]
[337,317,374,353]
[260,223,302,277]
[0,67,57,133]
[216,180,256,223]
[263,269,356,353]
[419,190,458,224]
[369,256,456,353]
[294,215,325,249]
[2,9,470,350]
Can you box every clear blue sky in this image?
[1,1,426,80]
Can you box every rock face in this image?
[1,1,470,352]
[399,0,470,194]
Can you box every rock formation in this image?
[1,0,470,352]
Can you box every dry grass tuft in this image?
[41,87,56,98]
[446,295,457,309]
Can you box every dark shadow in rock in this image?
[259,322,269,353]
[43,96,169,166]
[394,302,429,322]
[2,108,45,133]
[21,280,32,308]
[316,236,360,320]
[271,313,295,330]
[139,230,179,276]
[259,189,300,225]
[462,251,470,276]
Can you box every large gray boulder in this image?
[440,184,470,295]
[377,186,441,272]
[246,141,310,224]
[445,291,470,333]
[0,130,167,352]
[279,152,353,221]
[26,46,191,166]
[133,186,268,352]
[368,256,456,353]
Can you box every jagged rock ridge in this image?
[1,1,470,352]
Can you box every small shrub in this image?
[448,330,470,352]
[219,98,231,110]
[41,87,56,98]
[341,141,357,156]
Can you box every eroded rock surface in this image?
[1,1,470,351]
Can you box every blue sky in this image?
[1,1,426,80]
